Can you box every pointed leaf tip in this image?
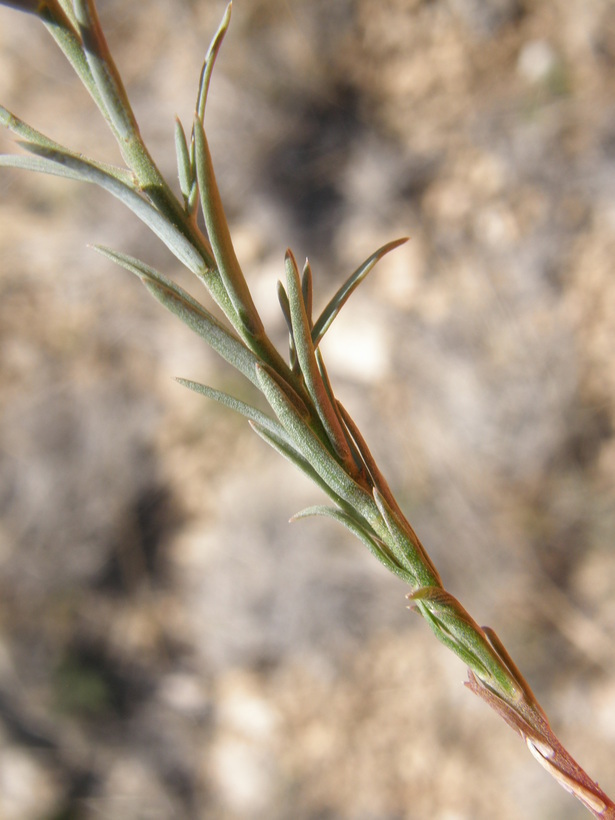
[312,236,410,347]
[195,1,233,122]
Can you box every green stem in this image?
[1,2,613,815]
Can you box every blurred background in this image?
[0,0,614,817]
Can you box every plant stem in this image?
[0,1,612,815]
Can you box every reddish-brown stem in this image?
[466,671,615,818]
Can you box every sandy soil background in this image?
[0,0,614,817]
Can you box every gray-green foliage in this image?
[0,1,613,816]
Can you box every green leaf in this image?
[409,587,520,699]
[0,152,92,183]
[312,237,408,348]
[482,626,541,708]
[373,488,442,589]
[175,378,290,443]
[248,422,349,514]
[418,602,495,680]
[255,360,310,420]
[195,1,233,123]
[0,106,133,185]
[301,258,313,328]
[0,105,68,152]
[276,280,298,371]
[284,249,353,465]
[139,286,256,387]
[186,2,232,214]
[174,117,193,205]
[291,505,415,584]
[314,371,368,483]
[94,246,261,387]
[14,144,206,275]
[336,400,398,508]
[193,117,264,339]
[276,281,292,336]
[35,1,106,116]
[73,0,137,141]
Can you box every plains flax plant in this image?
[0,1,613,817]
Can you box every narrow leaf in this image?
[0,152,92,182]
[276,280,298,371]
[417,602,495,681]
[373,487,442,589]
[291,505,415,584]
[301,259,313,328]
[36,1,106,115]
[0,105,68,152]
[94,246,261,387]
[285,249,354,465]
[17,144,206,275]
[336,399,400,509]
[249,422,349,514]
[195,1,233,123]
[7,1,94,115]
[409,587,520,698]
[0,106,133,184]
[303,371,366,482]
[277,281,293,336]
[188,2,232,212]
[176,378,289,443]
[254,360,310,420]
[482,626,542,710]
[174,116,193,204]
[73,0,138,141]
[193,117,264,339]
[312,237,408,347]
[314,349,369,484]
